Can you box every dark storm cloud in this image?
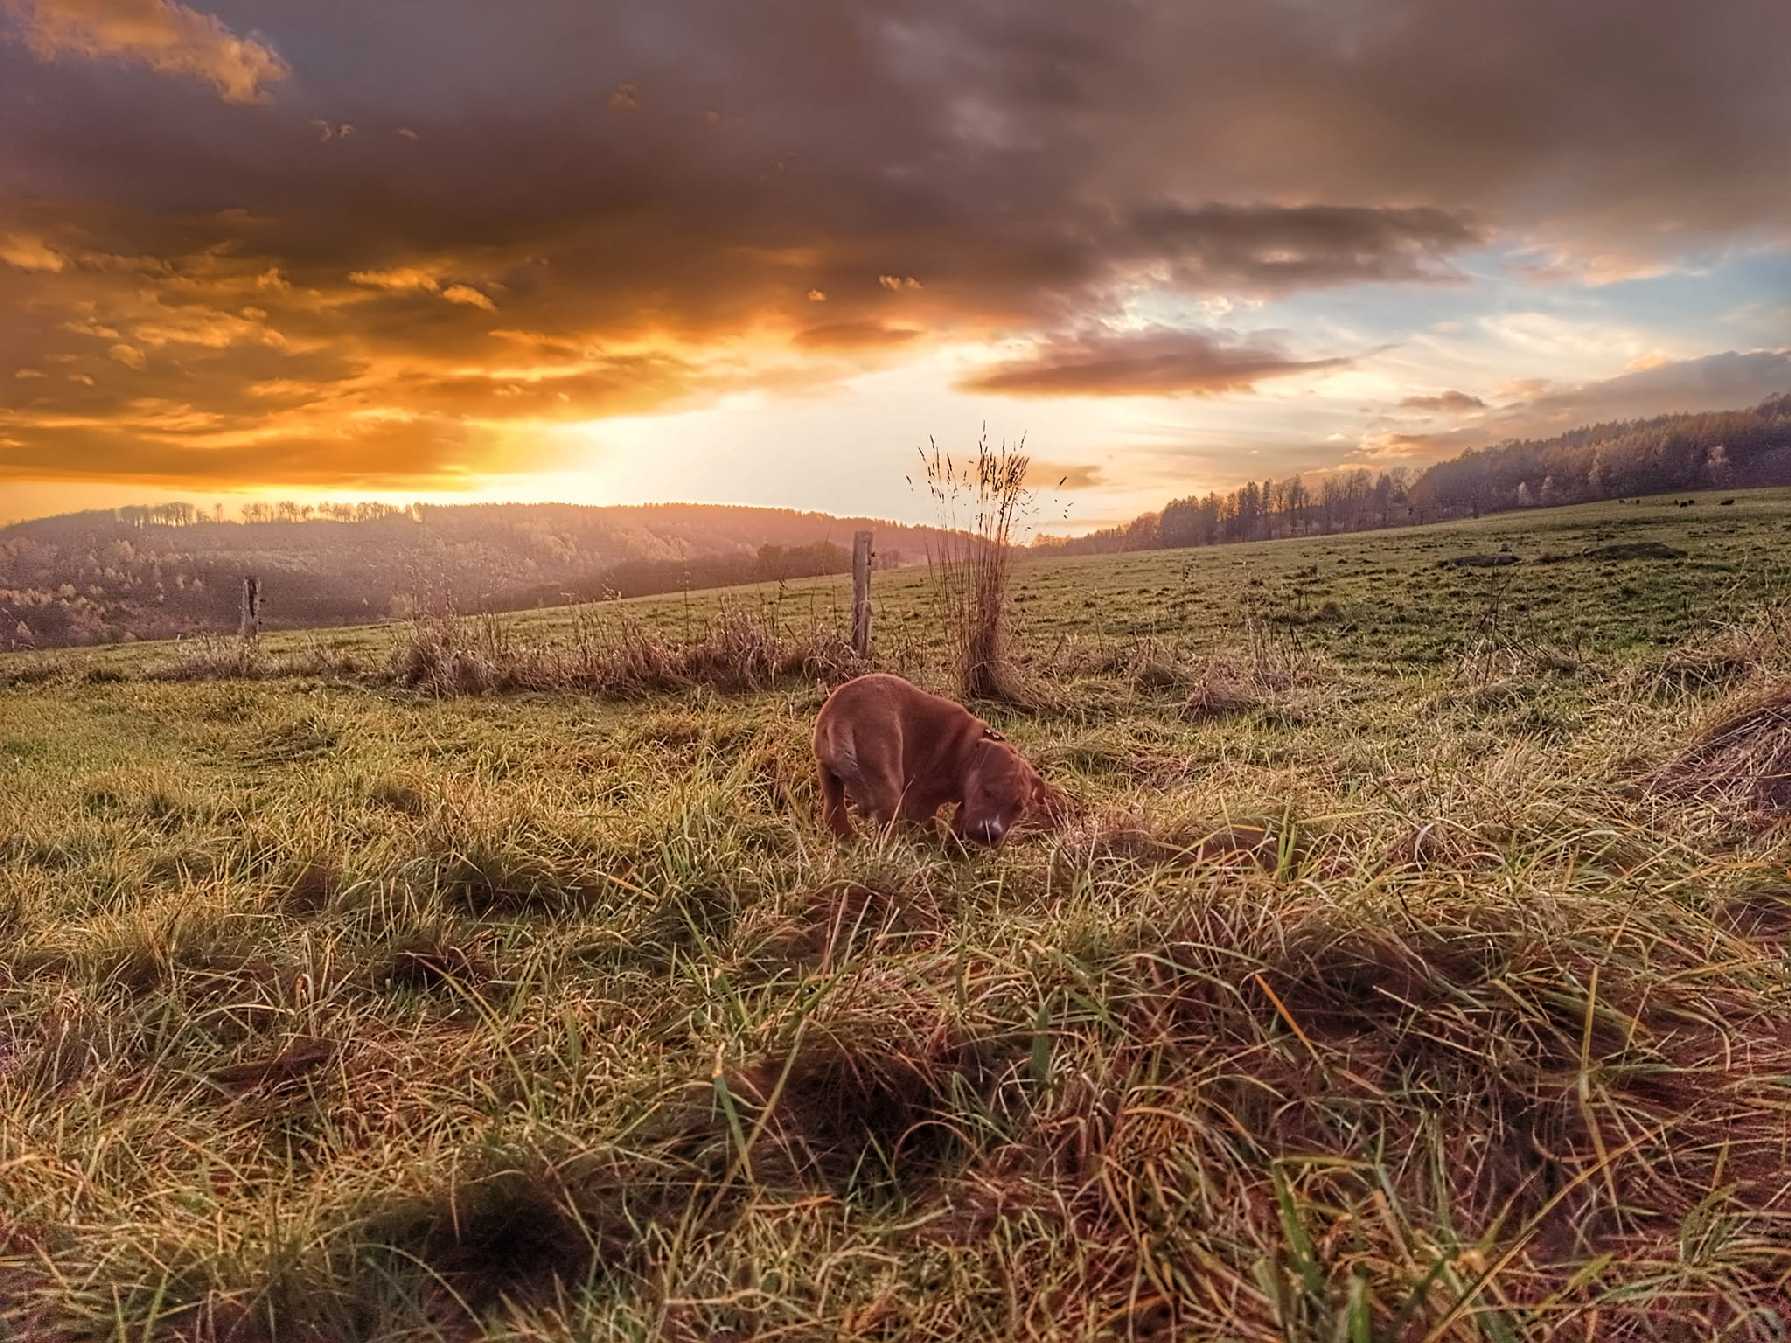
[1129,205,1483,293]
[960,327,1349,397]
[1,0,1787,487]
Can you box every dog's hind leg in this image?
[852,766,907,835]
[818,765,853,838]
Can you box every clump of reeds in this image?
[0,653,76,688]
[917,428,1035,704]
[384,608,504,694]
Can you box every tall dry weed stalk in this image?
[917,428,1035,703]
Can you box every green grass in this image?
[3,487,1791,1340]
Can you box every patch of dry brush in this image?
[387,602,865,698]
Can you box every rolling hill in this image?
[0,501,953,650]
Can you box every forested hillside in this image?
[1040,394,1791,556]
[0,502,945,649]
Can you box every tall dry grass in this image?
[150,631,365,682]
[917,428,1035,703]
[387,600,866,698]
[1654,681,1791,820]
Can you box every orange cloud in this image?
[9,0,289,104]
[792,321,920,350]
[441,284,496,311]
[1,233,66,272]
[132,307,286,350]
[2,0,1784,507]
[348,266,441,294]
[1023,459,1105,489]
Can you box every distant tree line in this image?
[551,540,857,602]
[1408,395,1791,518]
[238,501,416,524]
[114,500,425,526]
[1037,394,1791,557]
[1042,468,1419,556]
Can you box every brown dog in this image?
[814,673,1061,845]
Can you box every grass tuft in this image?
[374,930,492,992]
[1654,680,1791,820]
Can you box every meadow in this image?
[3,488,1791,1340]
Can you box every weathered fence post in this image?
[851,530,873,658]
[239,576,261,640]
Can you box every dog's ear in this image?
[980,723,1007,742]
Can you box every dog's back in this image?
[814,674,982,836]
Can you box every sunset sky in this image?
[2,0,1788,532]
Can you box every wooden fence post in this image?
[239,576,261,640]
[851,530,873,658]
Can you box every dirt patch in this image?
[1715,885,1791,939]
[1438,553,1519,568]
[275,858,341,916]
[1258,926,1506,1037]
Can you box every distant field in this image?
[27,485,1791,677]
[3,487,1791,1339]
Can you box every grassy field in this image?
[3,488,1791,1340]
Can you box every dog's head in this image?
[957,731,1057,847]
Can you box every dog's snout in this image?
[977,819,1006,845]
